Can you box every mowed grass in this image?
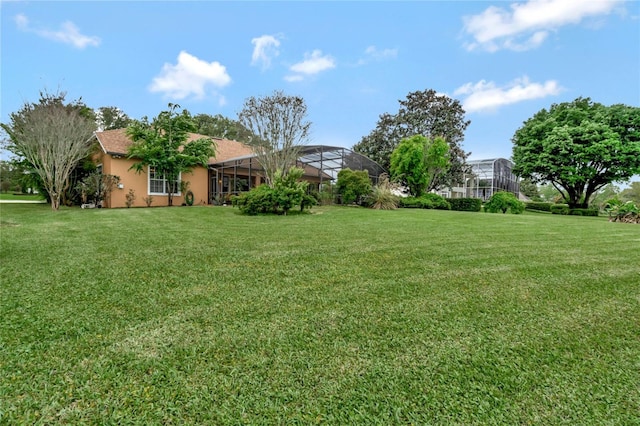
[0,193,45,201]
[1,204,639,424]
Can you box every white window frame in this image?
[148,166,181,196]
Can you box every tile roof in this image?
[94,128,254,164]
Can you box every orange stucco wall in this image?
[97,153,209,208]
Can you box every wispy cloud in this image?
[285,49,335,82]
[364,45,398,61]
[454,76,563,113]
[14,13,101,49]
[251,34,281,70]
[462,0,623,52]
[149,51,231,101]
[355,45,398,65]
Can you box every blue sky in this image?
[2,0,639,162]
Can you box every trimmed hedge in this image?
[446,198,482,212]
[399,193,450,210]
[569,208,599,217]
[525,201,553,212]
[550,204,570,215]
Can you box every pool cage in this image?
[208,145,387,203]
[463,158,520,201]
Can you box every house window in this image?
[148,167,180,195]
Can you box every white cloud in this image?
[454,76,563,112]
[463,0,623,52]
[284,74,304,82]
[14,13,29,30]
[364,45,398,60]
[149,51,231,100]
[251,34,281,70]
[14,13,101,49]
[355,45,398,65]
[289,50,335,75]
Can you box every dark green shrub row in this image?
[549,204,598,216]
[399,193,450,210]
[446,198,482,212]
[568,208,599,217]
[550,204,570,215]
[525,201,553,212]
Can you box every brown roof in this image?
[94,128,254,164]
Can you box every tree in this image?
[96,106,132,130]
[519,178,542,201]
[512,98,640,208]
[336,169,372,205]
[238,90,311,186]
[1,91,97,210]
[193,113,254,142]
[538,183,564,203]
[589,183,620,209]
[620,181,640,205]
[127,103,216,207]
[390,135,449,197]
[353,89,470,188]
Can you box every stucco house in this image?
[92,129,367,208]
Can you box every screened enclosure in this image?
[464,158,520,200]
[208,145,387,203]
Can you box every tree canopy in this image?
[512,98,640,208]
[193,113,254,142]
[1,91,96,210]
[127,103,216,206]
[390,135,449,197]
[238,91,311,186]
[96,106,132,131]
[336,168,372,205]
[352,89,470,189]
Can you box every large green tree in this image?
[390,135,449,197]
[193,113,254,142]
[353,89,470,189]
[512,98,640,208]
[1,91,96,210]
[96,106,132,130]
[238,91,311,186]
[127,104,216,206]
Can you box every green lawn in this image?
[0,193,45,201]
[1,204,639,424]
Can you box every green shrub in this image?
[366,175,399,210]
[398,197,421,208]
[604,200,639,223]
[569,208,599,217]
[420,193,450,210]
[550,204,570,215]
[399,193,450,210]
[525,201,553,212]
[485,191,525,214]
[336,169,372,205]
[232,185,275,215]
[232,167,311,215]
[446,198,482,212]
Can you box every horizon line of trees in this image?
[1,88,638,211]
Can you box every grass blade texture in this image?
[1,204,639,424]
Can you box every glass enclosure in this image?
[208,145,387,203]
[465,158,520,200]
